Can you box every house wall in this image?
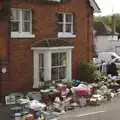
[95,35,119,53]
[0,1,10,97]
[0,0,94,94]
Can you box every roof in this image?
[94,22,118,35]
[32,38,74,47]
[89,0,101,13]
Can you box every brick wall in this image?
[0,0,94,94]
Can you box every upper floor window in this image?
[57,13,76,38]
[11,8,35,38]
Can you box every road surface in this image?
[59,96,120,120]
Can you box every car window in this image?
[115,59,120,63]
[111,55,116,59]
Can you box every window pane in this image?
[11,22,19,32]
[39,54,44,81]
[59,67,66,79]
[51,68,59,80]
[22,22,30,32]
[11,8,20,21]
[66,14,72,22]
[22,9,31,32]
[58,13,63,22]
[52,53,59,66]
[59,53,66,65]
[65,24,72,32]
[39,54,44,68]
[58,23,63,32]
[22,9,31,21]
[39,69,44,81]
[11,8,20,32]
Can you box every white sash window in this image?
[11,8,35,38]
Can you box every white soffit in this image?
[89,0,101,13]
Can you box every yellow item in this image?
[40,114,44,120]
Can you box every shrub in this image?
[78,60,103,83]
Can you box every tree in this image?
[94,14,120,33]
[94,15,112,29]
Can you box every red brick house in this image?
[0,0,100,96]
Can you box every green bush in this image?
[78,60,103,83]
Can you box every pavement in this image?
[0,104,11,120]
[0,96,120,120]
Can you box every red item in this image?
[25,114,34,120]
[75,84,91,96]
[76,89,90,96]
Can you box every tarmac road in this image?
[59,95,120,120]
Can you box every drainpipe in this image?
[0,0,11,100]
[87,0,93,61]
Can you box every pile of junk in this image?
[4,77,120,120]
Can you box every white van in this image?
[97,52,120,63]
[93,52,120,68]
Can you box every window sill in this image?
[11,32,35,38]
[58,32,76,38]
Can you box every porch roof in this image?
[32,38,74,47]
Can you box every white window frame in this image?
[11,8,35,38]
[32,47,73,88]
[58,13,76,38]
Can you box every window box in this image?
[11,32,35,38]
[58,32,76,38]
[47,0,61,2]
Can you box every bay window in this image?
[32,47,73,88]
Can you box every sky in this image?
[95,0,120,16]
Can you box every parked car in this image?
[97,52,120,63]
[93,52,120,69]
[111,58,120,69]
